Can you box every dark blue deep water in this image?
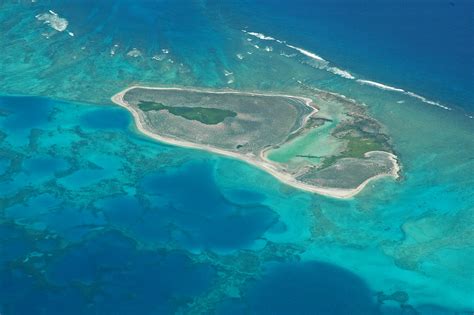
[218,262,380,315]
[0,96,395,314]
[217,0,474,110]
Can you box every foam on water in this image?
[280,52,296,58]
[285,44,326,62]
[110,44,119,56]
[126,48,142,58]
[357,80,451,110]
[357,79,405,92]
[245,31,275,41]
[243,29,452,110]
[246,29,451,110]
[405,91,451,110]
[244,29,326,61]
[35,10,68,32]
[327,67,355,79]
[244,29,358,81]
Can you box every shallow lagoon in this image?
[1,94,473,314]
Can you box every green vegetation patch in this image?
[319,135,385,169]
[343,136,383,158]
[138,101,237,125]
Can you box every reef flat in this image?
[112,86,399,198]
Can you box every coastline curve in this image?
[111,85,399,199]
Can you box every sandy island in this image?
[112,85,400,199]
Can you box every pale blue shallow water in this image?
[0,94,472,314]
[0,96,383,314]
[1,0,473,314]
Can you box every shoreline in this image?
[111,85,399,199]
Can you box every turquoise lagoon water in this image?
[1,0,474,314]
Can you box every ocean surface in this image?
[1,0,473,314]
[218,0,474,110]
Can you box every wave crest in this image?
[327,67,355,80]
[35,11,68,32]
[243,30,451,110]
[357,80,451,110]
[356,80,405,92]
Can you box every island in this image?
[111,86,399,198]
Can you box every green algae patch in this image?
[343,136,383,158]
[138,101,236,125]
[318,135,387,170]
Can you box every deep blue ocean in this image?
[219,0,474,110]
[10,0,472,111]
[0,96,392,314]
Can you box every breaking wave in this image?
[356,80,405,92]
[285,44,326,62]
[35,10,69,32]
[246,31,275,41]
[126,48,142,58]
[327,67,355,80]
[242,29,451,110]
[357,80,451,110]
